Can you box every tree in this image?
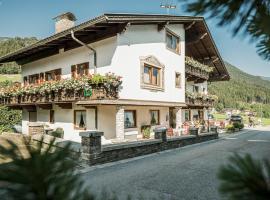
[184,0,270,60]
[218,154,270,199]
[0,137,95,200]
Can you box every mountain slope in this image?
[0,37,38,74]
[209,62,270,117]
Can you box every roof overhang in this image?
[0,13,229,81]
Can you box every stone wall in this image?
[80,129,218,166]
[28,123,44,136]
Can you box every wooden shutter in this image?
[39,73,44,83]
[23,76,28,85]
[55,69,62,80]
[71,65,76,78]
[84,62,89,76]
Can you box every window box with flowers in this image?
[0,73,122,105]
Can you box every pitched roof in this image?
[0,13,229,81]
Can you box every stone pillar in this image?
[154,127,167,142]
[116,105,125,140]
[79,130,103,159]
[175,107,183,129]
[203,107,208,121]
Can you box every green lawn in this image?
[213,113,270,126]
[0,74,21,82]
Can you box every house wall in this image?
[22,24,186,103]
[20,23,187,141]
[111,24,186,103]
[186,81,208,94]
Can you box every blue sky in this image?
[0,0,269,77]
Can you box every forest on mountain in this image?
[0,37,38,74]
[209,62,270,118]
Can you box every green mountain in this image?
[0,37,38,74]
[261,76,270,81]
[209,62,270,118]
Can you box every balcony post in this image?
[175,107,183,130]
[116,105,125,140]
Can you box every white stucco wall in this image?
[186,81,208,94]
[22,24,186,103]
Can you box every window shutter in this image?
[40,73,44,83]
[84,62,89,76]
[23,76,28,85]
[56,69,62,80]
[71,65,76,78]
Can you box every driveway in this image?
[81,127,270,200]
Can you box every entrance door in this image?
[169,107,176,128]
[29,111,37,122]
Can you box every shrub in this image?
[225,124,234,132]
[0,106,21,134]
[0,137,95,199]
[141,126,151,139]
[239,123,244,130]
[233,122,241,129]
[49,128,64,138]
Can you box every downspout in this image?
[70,30,97,74]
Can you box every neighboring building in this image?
[0,13,229,142]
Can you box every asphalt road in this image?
[81,127,270,200]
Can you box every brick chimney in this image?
[53,12,76,33]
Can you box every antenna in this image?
[160,0,176,15]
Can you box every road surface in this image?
[81,127,270,200]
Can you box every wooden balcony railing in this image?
[185,56,213,81]
[0,74,122,106]
[185,64,210,80]
[186,96,215,107]
[185,92,218,107]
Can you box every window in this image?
[74,110,86,130]
[71,62,89,78]
[143,64,161,86]
[185,110,190,121]
[29,74,39,84]
[150,110,159,125]
[124,110,136,129]
[45,69,61,81]
[166,30,180,53]
[50,110,55,124]
[193,85,199,93]
[29,111,37,122]
[175,72,181,88]
[140,55,164,91]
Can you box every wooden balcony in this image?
[185,96,215,108]
[185,56,213,83]
[1,87,118,106]
[0,75,122,107]
[185,64,210,81]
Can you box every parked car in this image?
[230,115,243,123]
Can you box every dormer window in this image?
[166,30,180,54]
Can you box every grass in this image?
[0,74,21,82]
[213,113,270,126]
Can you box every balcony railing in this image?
[0,74,122,106]
[185,92,218,107]
[185,56,213,80]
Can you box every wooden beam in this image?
[37,104,52,110]
[55,103,72,109]
[186,32,208,45]
[185,21,196,30]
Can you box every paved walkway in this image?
[81,127,270,200]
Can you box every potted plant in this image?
[141,125,151,139]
